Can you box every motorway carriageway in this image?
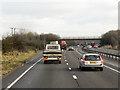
[2,47,119,89]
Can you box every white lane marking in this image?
[66,63,69,65]
[68,67,72,71]
[75,48,120,74]
[72,75,77,80]
[65,60,67,62]
[104,65,120,73]
[76,49,82,55]
[5,57,44,90]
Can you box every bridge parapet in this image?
[59,37,101,45]
[60,37,101,40]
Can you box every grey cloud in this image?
[0,0,118,38]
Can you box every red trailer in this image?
[61,41,67,50]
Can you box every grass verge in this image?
[1,51,36,77]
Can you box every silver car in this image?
[86,45,92,49]
[79,53,103,71]
[68,46,75,51]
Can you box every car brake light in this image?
[82,56,86,63]
[82,60,85,63]
[57,57,61,59]
[100,56,103,63]
[44,57,48,60]
[100,56,102,60]
[101,60,103,63]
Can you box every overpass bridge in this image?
[59,37,102,45]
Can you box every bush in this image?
[2,32,60,54]
[101,30,119,49]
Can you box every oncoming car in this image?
[79,53,103,71]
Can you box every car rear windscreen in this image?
[85,55,100,61]
[47,46,59,49]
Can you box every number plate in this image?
[90,62,96,63]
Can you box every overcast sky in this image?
[0,0,119,38]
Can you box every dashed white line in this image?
[72,75,77,80]
[65,60,67,62]
[5,57,43,90]
[68,67,72,71]
[66,63,69,65]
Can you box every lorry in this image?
[43,41,62,64]
[60,41,67,50]
[50,41,58,44]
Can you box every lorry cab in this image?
[43,42,62,64]
[46,44,61,51]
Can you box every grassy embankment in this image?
[101,45,118,50]
[1,51,36,77]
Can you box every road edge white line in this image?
[104,65,120,73]
[72,75,77,80]
[5,57,43,90]
[76,49,82,55]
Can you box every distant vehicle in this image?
[61,41,67,50]
[96,44,101,48]
[50,41,58,44]
[77,45,80,47]
[91,42,95,47]
[94,45,98,48]
[68,46,75,51]
[86,45,92,49]
[79,53,103,71]
[43,41,62,64]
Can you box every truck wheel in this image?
[44,61,47,64]
[81,67,84,71]
[78,65,81,69]
[100,67,103,71]
[59,61,61,64]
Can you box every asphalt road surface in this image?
[2,47,119,89]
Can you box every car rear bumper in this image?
[68,49,74,51]
[81,64,103,68]
[44,58,61,61]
